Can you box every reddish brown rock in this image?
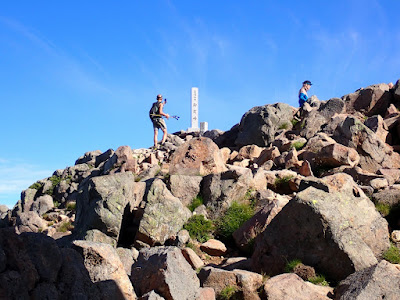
[169,137,227,176]
[200,239,227,256]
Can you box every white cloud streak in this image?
[0,16,112,95]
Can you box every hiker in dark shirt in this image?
[149,94,169,149]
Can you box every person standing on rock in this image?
[299,80,312,107]
[149,94,169,149]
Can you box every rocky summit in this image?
[2,80,400,299]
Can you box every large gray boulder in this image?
[75,173,146,244]
[201,166,253,218]
[30,194,54,216]
[131,246,200,300]
[252,173,390,281]
[333,116,400,172]
[168,175,203,207]
[73,240,137,300]
[135,179,191,246]
[334,260,400,300]
[235,103,295,147]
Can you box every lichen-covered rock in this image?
[333,116,400,172]
[136,179,191,246]
[73,240,137,300]
[334,260,400,300]
[75,173,146,243]
[235,103,295,147]
[201,166,253,218]
[168,175,203,207]
[252,173,390,281]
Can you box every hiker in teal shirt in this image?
[299,80,312,107]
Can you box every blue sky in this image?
[1,0,400,208]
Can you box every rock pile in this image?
[1,80,400,299]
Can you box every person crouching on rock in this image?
[299,80,312,107]
[149,94,169,149]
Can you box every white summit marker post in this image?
[188,87,200,132]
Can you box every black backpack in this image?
[149,102,160,120]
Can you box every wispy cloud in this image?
[0,159,52,207]
[0,16,112,95]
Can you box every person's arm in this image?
[299,93,308,102]
[158,103,170,119]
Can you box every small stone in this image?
[200,239,227,256]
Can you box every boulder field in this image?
[2,80,400,299]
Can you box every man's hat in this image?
[303,80,312,85]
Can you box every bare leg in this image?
[161,128,168,144]
[153,128,158,147]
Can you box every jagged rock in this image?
[169,137,227,176]
[0,229,39,297]
[333,116,400,172]
[235,103,294,147]
[343,83,393,117]
[394,79,400,102]
[369,178,389,190]
[136,179,191,246]
[16,211,48,233]
[75,150,103,166]
[252,173,390,281]
[137,164,161,182]
[299,160,313,176]
[233,194,290,251]
[300,97,345,139]
[377,168,400,185]
[20,188,38,212]
[168,174,202,207]
[201,166,253,218]
[141,291,166,300]
[73,240,137,300]
[371,186,400,206]
[365,115,389,143]
[220,147,231,163]
[334,260,400,300]
[75,173,146,243]
[237,145,264,161]
[116,247,139,275]
[200,239,227,256]
[214,123,240,148]
[166,134,185,147]
[332,166,384,186]
[58,247,102,299]
[181,247,204,269]
[263,273,333,300]
[84,229,117,246]
[131,246,200,300]
[315,143,360,168]
[31,194,54,216]
[96,148,114,168]
[198,266,263,299]
[104,145,137,174]
[203,129,224,141]
[220,257,252,271]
